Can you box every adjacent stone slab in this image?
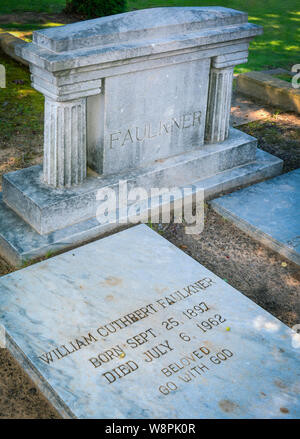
[0,225,299,419]
[236,70,300,114]
[210,169,300,266]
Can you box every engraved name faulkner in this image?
[38,278,234,396]
[108,110,202,148]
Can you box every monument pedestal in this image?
[0,129,282,266]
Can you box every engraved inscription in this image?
[108,110,202,148]
[36,276,238,399]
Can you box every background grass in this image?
[0,1,66,14]
[128,1,300,72]
[0,1,299,72]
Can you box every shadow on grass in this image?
[0,22,64,31]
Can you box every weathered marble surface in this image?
[0,225,299,419]
[210,169,300,266]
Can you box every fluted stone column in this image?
[44,98,87,188]
[205,66,234,143]
[31,72,101,189]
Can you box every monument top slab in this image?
[17,7,262,72]
[33,7,247,53]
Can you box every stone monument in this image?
[0,7,282,265]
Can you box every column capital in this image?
[211,48,249,69]
[30,67,102,102]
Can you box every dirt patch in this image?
[240,114,300,173]
[231,93,300,173]
[219,399,239,413]
[0,257,12,276]
[0,349,59,419]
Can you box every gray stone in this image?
[205,67,234,143]
[17,8,260,71]
[210,169,300,266]
[236,70,300,114]
[87,59,210,175]
[0,225,299,419]
[44,98,87,187]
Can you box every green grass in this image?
[0,0,66,14]
[0,1,299,72]
[273,73,293,83]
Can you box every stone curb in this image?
[236,70,300,114]
[0,32,28,66]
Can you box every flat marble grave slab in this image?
[0,225,299,419]
[210,169,300,266]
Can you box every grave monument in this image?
[0,7,283,265]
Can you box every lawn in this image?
[129,1,300,72]
[0,1,299,72]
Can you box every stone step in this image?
[3,128,257,235]
[0,148,282,267]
